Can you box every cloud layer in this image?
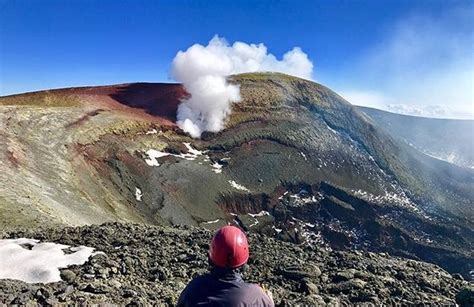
[338,6,473,119]
[171,36,313,138]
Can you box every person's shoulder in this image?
[241,283,274,305]
[178,273,213,306]
[242,282,265,292]
[185,273,212,287]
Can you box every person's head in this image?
[209,225,249,269]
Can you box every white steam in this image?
[171,36,313,138]
[336,6,474,119]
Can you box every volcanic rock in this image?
[0,223,469,305]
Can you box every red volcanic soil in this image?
[80,83,188,125]
[4,83,189,126]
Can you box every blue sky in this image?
[1,0,473,118]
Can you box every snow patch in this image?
[248,211,270,218]
[144,149,170,166]
[211,161,223,174]
[229,180,250,192]
[174,143,203,161]
[183,142,204,156]
[424,151,458,164]
[249,219,259,228]
[273,226,283,233]
[278,191,289,200]
[144,143,229,174]
[351,188,430,219]
[283,189,322,206]
[352,189,411,206]
[204,219,220,224]
[146,129,158,135]
[246,211,271,227]
[135,188,143,201]
[0,239,100,284]
[325,123,340,138]
[144,142,204,166]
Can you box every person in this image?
[177,225,274,307]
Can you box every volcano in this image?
[0,72,472,280]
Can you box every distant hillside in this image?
[357,106,474,169]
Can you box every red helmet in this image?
[209,225,249,269]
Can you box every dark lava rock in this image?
[456,286,474,307]
[277,264,321,280]
[332,269,355,282]
[453,273,465,281]
[301,278,319,295]
[0,223,469,305]
[59,270,76,284]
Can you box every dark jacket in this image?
[177,267,274,307]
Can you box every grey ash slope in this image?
[0,72,472,279]
[0,223,472,306]
[357,106,474,169]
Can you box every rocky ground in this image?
[0,223,472,306]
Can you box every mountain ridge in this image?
[357,106,474,169]
[0,72,472,278]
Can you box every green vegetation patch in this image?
[0,92,82,107]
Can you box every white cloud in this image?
[340,89,463,118]
[339,90,394,109]
[171,36,313,138]
[337,6,474,119]
[386,104,452,118]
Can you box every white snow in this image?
[278,191,289,200]
[144,143,230,174]
[326,123,340,137]
[272,226,283,233]
[351,188,432,219]
[144,142,204,166]
[286,190,320,206]
[249,219,259,227]
[146,129,158,135]
[352,189,411,206]
[211,161,223,174]
[183,142,203,156]
[144,149,170,166]
[204,219,220,224]
[248,211,270,218]
[248,211,270,227]
[135,187,143,201]
[424,151,458,164]
[229,180,250,192]
[0,238,100,284]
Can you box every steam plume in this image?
[338,6,474,119]
[171,36,313,138]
